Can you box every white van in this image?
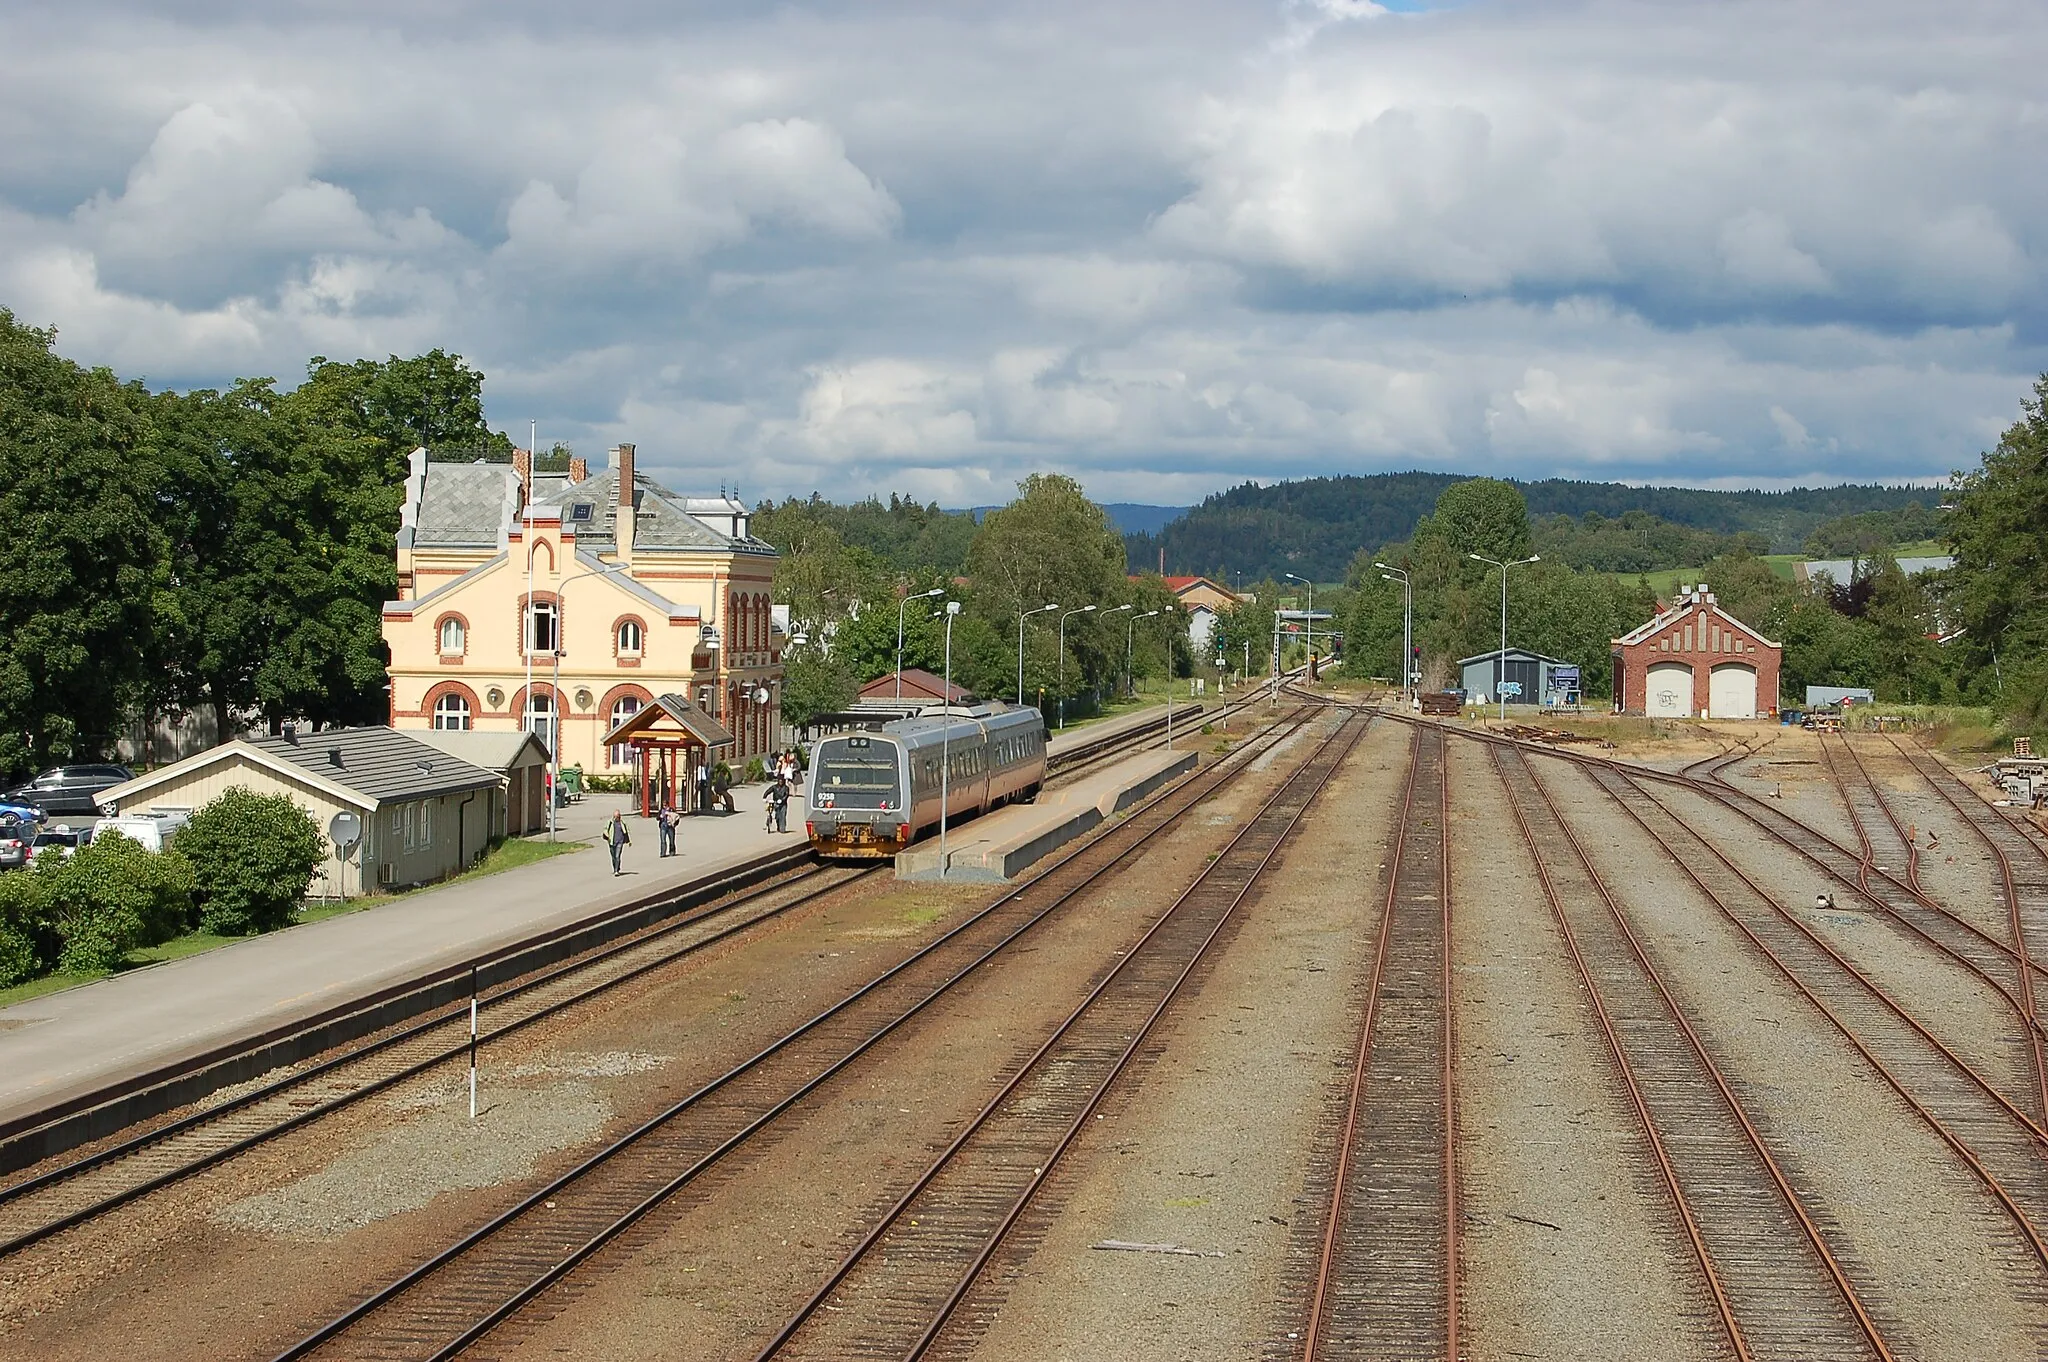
[95,812,190,853]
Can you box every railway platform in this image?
[0,791,794,1149]
[897,746,1200,881]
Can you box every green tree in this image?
[967,475,1130,699]
[288,349,511,486]
[1421,477,1532,563]
[33,832,195,974]
[177,788,324,934]
[0,310,165,776]
[781,653,857,727]
[1947,375,2048,727]
[0,870,53,986]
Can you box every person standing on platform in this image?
[606,810,632,875]
[657,802,677,857]
[695,758,711,813]
[712,764,734,813]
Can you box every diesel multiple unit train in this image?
[805,702,1048,858]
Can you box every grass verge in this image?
[0,836,588,1010]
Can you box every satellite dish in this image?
[328,810,362,850]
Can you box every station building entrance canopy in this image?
[601,691,735,815]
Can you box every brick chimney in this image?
[611,443,636,563]
[512,447,532,504]
[567,456,589,484]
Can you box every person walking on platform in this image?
[764,776,790,833]
[606,810,632,875]
[657,802,677,857]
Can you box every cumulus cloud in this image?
[0,0,2041,501]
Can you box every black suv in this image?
[2,764,135,817]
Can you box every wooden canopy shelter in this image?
[600,692,735,816]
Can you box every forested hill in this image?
[1125,473,1933,582]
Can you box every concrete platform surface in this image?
[898,746,1200,882]
[0,790,801,1133]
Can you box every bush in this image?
[176,788,325,935]
[743,757,768,783]
[0,872,53,986]
[580,774,634,793]
[32,833,196,975]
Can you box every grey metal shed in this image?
[1457,648,1575,706]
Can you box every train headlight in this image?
[897,823,911,842]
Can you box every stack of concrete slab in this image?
[896,747,1199,882]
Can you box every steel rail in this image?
[1882,735,2048,1126]
[1491,744,1749,1361]
[1380,711,2048,1020]
[270,707,1317,1362]
[1584,762,2048,1266]
[1505,746,1898,1361]
[754,710,1371,1361]
[0,685,1245,1257]
[1300,720,1458,1361]
[0,860,868,1258]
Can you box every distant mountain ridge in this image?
[1124,472,1935,583]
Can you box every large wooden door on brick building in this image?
[1646,662,1693,717]
[1709,663,1759,719]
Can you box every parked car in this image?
[0,816,31,870]
[0,764,134,817]
[94,812,189,853]
[0,798,44,826]
[27,827,89,862]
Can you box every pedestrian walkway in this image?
[0,790,803,1132]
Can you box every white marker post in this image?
[468,965,479,1120]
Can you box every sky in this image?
[2,0,2043,506]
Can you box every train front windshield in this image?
[813,738,901,811]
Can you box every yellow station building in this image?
[382,443,782,777]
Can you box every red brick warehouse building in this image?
[1611,586,1782,718]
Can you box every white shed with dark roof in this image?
[98,727,505,898]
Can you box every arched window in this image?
[526,599,558,654]
[433,692,471,730]
[525,691,557,757]
[617,619,643,655]
[608,694,643,767]
[438,616,465,655]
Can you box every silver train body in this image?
[805,703,1047,859]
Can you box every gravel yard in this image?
[11,712,2048,1360]
[1548,754,2048,1361]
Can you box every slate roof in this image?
[414,462,518,547]
[533,468,777,555]
[246,727,502,803]
[858,668,970,703]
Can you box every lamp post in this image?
[549,560,632,840]
[1127,609,1160,699]
[1376,562,1412,705]
[1099,604,1133,700]
[1467,552,1540,722]
[1057,604,1096,730]
[1285,573,1315,662]
[939,600,962,876]
[1018,602,1059,708]
[897,587,945,699]
[1158,613,1177,752]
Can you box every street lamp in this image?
[1127,609,1160,699]
[897,588,945,698]
[1018,602,1059,708]
[1284,573,1315,662]
[1376,562,1413,706]
[1467,552,1541,721]
[1057,605,1097,730]
[1157,612,1178,752]
[939,600,962,876]
[549,559,632,840]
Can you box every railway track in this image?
[1817,735,1922,894]
[0,861,873,1258]
[0,695,1259,1261]
[1300,720,1456,1361]
[1579,760,2048,1262]
[1494,743,1897,1362]
[267,706,1324,1362]
[756,709,1371,1361]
